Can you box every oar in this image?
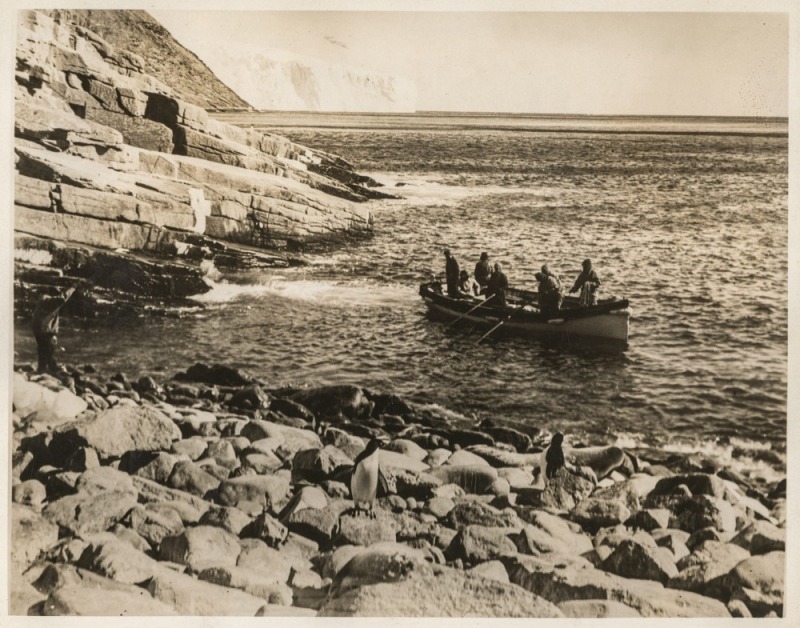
[477,297,535,343]
[446,294,495,328]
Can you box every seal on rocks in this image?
[350,438,387,518]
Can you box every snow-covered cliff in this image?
[201,47,417,113]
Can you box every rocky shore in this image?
[10,362,786,617]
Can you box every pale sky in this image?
[152,10,789,116]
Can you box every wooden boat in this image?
[418,282,631,343]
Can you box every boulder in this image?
[445,525,517,564]
[242,512,289,547]
[159,525,241,572]
[447,499,521,529]
[383,438,428,461]
[336,512,398,546]
[321,428,365,459]
[131,476,212,516]
[146,567,267,615]
[601,538,678,584]
[13,372,88,427]
[673,495,738,534]
[42,489,137,537]
[177,363,252,387]
[216,473,291,512]
[328,542,432,596]
[668,541,750,595]
[198,505,252,536]
[167,460,220,497]
[429,464,498,494]
[11,505,60,570]
[131,451,181,483]
[240,420,321,456]
[52,404,181,459]
[42,581,177,616]
[559,599,641,618]
[127,504,185,546]
[277,485,328,522]
[170,437,208,460]
[571,497,632,532]
[706,552,784,615]
[76,537,165,584]
[321,567,563,617]
[291,445,353,483]
[517,468,595,511]
[513,510,593,557]
[12,479,47,508]
[197,565,293,605]
[730,520,785,554]
[503,553,730,617]
[651,474,728,499]
[286,499,352,546]
[236,539,294,583]
[445,449,492,467]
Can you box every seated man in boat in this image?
[569,258,601,306]
[474,252,492,292]
[536,266,563,316]
[485,262,509,307]
[457,269,480,298]
[443,249,460,297]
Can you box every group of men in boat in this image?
[442,249,600,313]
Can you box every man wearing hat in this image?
[474,252,492,292]
[443,249,460,297]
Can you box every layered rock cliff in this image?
[14,10,389,321]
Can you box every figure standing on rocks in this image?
[350,438,386,518]
[443,249,460,297]
[534,432,598,489]
[31,284,77,373]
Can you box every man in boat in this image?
[443,249,460,297]
[536,265,563,316]
[569,258,601,306]
[474,252,492,292]
[457,269,480,298]
[486,262,509,307]
[32,283,78,373]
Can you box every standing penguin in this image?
[545,432,566,480]
[350,438,386,518]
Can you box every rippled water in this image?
[15,115,788,476]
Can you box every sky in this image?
[152,9,789,116]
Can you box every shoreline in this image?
[10,360,786,617]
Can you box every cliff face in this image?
[40,9,250,111]
[14,10,387,320]
[205,48,417,113]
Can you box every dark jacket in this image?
[486,270,509,307]
[474,260,492,286]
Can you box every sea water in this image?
[16,113,788,479]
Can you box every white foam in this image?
[189,276,412,308]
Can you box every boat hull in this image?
[420,283,630,343]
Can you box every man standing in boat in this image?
[569,258,601,306]
[474,252,492,292]
[536,265,564,315]
[443,249,460,297]
[486,262,509,307]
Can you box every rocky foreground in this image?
[10,363,786,617]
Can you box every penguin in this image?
[545,432,566,480]
[349,438,386,518]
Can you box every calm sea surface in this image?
[17,113,789,478]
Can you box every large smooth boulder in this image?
[429,465,498,494]
[11,505,60,570]
[42,489,137,537]
[76,537,165,584]
[216,474,291,513]
[53,405,181,459]
[13,372,88,427]
[601,538,678,584]
[321,567,564,617]
[503,553,730,617]
[513,510,593,557]
[159,525,241,572]
[43,581,177,615]
[445,525,517,564]
[146,568,268,616]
